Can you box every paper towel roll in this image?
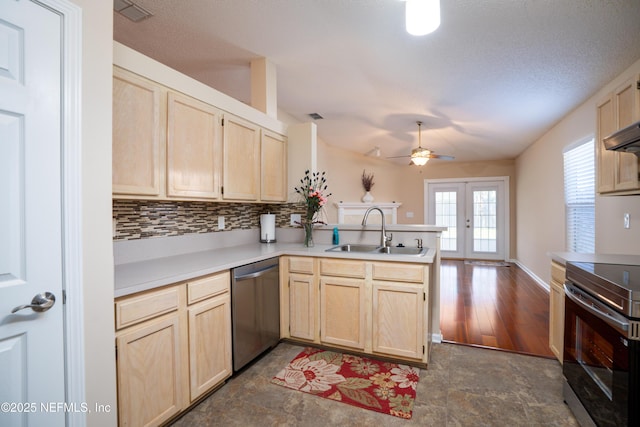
[260,214,276,243]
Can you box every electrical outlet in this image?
[406,211,414,218]
[218,216,225,230]
[624,213,630,229]
[291,213,301,226]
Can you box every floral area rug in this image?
[271,347,420,419]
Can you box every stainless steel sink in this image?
[325,244,379,253]
[325,244,427,257]
[375,246,427,256]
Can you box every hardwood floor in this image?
[439,259,555,358]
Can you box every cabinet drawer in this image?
[551,261,566,284]
[319,258,366,279]
[115,286,181,330]
[288,256,314,275]
[187,271,230,304]
[372,262,425,283]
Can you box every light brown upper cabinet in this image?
[261,130,288,202]
[613,76,640,192]
[112,67,165,197]
[167,92,222,199]
[597,75,640,195]
[597,93,616,193]
[222,114,261,201]
[113,65,287,203]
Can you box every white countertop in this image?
[115,242,437,298]
[549,251,640,266]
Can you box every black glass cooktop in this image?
[571,262,640,293]
[567,262,640,317]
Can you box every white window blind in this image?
[563,139,595,253]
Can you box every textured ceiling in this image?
[114,0,640,163]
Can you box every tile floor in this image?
[171,342,578,426]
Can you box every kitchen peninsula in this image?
[113,225,443,426]
[115,225,444,346]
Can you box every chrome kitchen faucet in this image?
[362,206,392,248]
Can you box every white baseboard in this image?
[511,259,550,292]
[431,333,443,344]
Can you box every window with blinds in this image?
[563,138,595,253]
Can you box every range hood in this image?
[603,120,640,157]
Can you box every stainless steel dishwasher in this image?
[231,257,280,372]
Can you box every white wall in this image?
[71,1,118,425]
[516,57,640,284]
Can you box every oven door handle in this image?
[564,283,629,334]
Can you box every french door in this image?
[426,178,508,260]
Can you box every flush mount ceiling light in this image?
[114,0,153,22]
[406,0,440,36]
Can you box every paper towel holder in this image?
[260,213,277,243]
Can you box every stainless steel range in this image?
[563,262,640,427]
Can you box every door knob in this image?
[11,292,56,313]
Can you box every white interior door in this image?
[0,2,66,426]
[426,179,508,261]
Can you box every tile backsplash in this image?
[113,200,304,241]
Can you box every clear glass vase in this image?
[303,220,314,247]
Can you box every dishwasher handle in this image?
[234,263,278,281]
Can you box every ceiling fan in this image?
[388,121,454,165]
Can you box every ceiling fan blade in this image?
[386,155,411,159]
[429,154,455,160]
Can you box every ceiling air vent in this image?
[114,0,153,22]
[308,113,323,120]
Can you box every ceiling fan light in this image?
[412,147,431,157]
[411,156,429,166]
[406,0,440,36]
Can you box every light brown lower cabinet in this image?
[281,256,430,364]
[319,258,367,351]
[289,272,317,341]
[371,262,426,360]
[372,281,424,360]
[187,293,232,401]
[549,261,566,363]
[115,271,231,427]
[320,275,367,350]
[116,313,185,427]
